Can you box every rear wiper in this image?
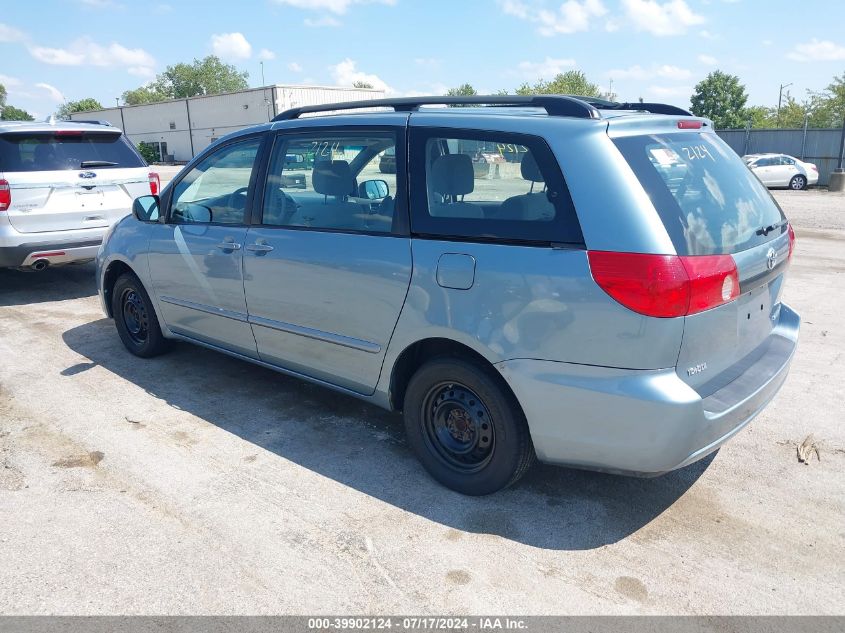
[756,220,787,236]
[80,160,118,168]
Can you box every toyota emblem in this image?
[766,247,777,270]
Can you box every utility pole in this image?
[777,82,792,128]
[260,61,266,87]
[114,97,119,107]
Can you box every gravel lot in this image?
[0,190,843,615]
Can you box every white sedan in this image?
[743,153,818,190]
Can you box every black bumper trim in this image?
[0,239,102,268]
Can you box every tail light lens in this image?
[0,179,10,211]
[788,223,796,261]
[809,165,818,172]
[148,172,160,196]
[588,251,739,318]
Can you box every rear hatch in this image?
[0,128,149,233]
[612,127,793,393]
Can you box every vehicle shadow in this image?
[0,263,97,306]
[62,318,713,551]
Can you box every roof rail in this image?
[272,95,602,121]
[271,94,694,122]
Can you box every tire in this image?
[111,272,170,358]
[789,174,807,190]
[403,357,535,495]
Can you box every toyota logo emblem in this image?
[766,247,777,270]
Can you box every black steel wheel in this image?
[404,357,535,495]
[111,272,170,358]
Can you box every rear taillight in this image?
[0,179,10,211]
[788,223,796,261]
[148,172,160,195]
[588,251,739,318]
[810,165,818,172]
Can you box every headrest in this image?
[430,154,474,197]
[520,152,544,183]
[313,160,353,197]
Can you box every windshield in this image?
[0,132,145,172]
[614,132,785,255]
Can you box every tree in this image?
[744,105,774,128]
[775,95,809,128]
[446,83,478,97]
[57,98,104,119]
[806,71,845,128]
[353,81,373,89]
[0,83,6,108]
[122,86,167,106]
[122,55,249,105]
[690,71,749,129]
[1,105,34,121]
[515,70,601,97]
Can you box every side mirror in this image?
[132,195,160,222]
[359,179,389,200]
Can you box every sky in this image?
[2,0,845,119]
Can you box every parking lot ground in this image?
[0,191,843,615]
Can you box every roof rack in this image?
[273,95,602,121]
[271,94,693,122]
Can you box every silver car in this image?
[0,119,157,270]
[97,95,799,495]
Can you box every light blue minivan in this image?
[97,95,799,495]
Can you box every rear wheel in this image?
[403,357,535,495]
[111,272,169,358]
[789,174,807,190]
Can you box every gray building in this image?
[70,85,385,162]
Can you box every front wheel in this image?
[403,358,535,495]
[111,272,170,358]
[789,174,807,190]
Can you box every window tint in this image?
[614,132,785,255]
[170,137,260,225]
[0,132,144,172]
[410,130,582,244]
[262,132,399,234]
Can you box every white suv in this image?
[0,119,158,270]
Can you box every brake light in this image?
[809,165,818,172]
[148,172,160,195]
[588,251,739,318]
[788,223,796,261]
[54,130,83,136]
[678,120,702,129]
[0,179,10,211]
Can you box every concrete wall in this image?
[70,85,385,162]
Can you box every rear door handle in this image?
[216,241,242,251]
[246,243,274,253]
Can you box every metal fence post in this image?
[800,116,808,161]
[743,121,751,156]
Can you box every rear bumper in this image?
[496,303,800,475]
[0,221,106,268]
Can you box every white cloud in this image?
[787,39,845,62]
[329,58,391,92]
[210,32,252,60]
[621,0,705,36]
[501,0,607,36]
[28,37,155,75]
[287,61,304,72]
[272,0,395,14]
[0,22,26,42]
[258,48,276,61]
[697,54,718,65]
[0,74,22,87]
[516,57,577,79]
[128,66,156,78]
[648,84,693,98]
[607,64,691,80]
[304,16,341,27]
[35,82,65,103]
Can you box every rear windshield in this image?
[0,132,145,172]
[614,132,785,255]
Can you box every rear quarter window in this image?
[614,132,785,255]
[409,128,583,245]
[0,132,145,172]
